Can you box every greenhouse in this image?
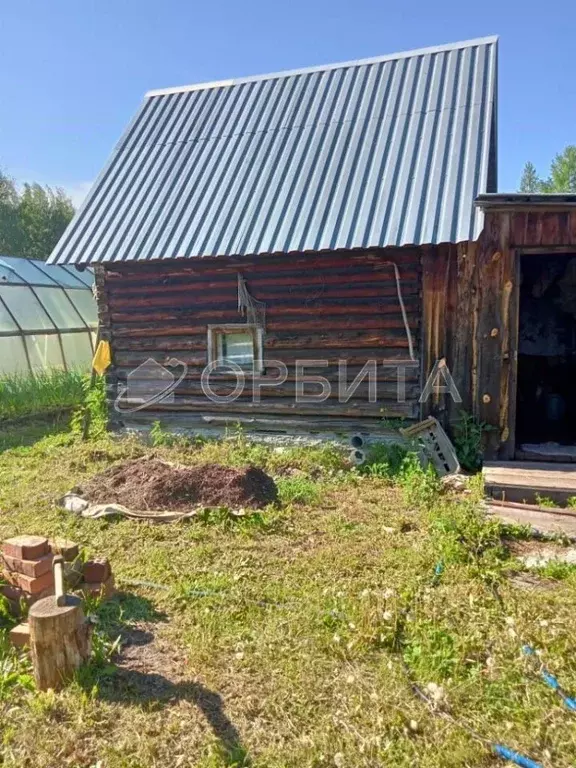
[0,256,97,376]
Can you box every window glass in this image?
[64,289,97,326]
[0,298,17,332]
[0,337,29,375]
[25,334,64,370]
[217,332,254,366]
[1,286,55,330]
[61,332,93,369]
[35,287,85,329]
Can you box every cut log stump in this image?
[28,595,92,691]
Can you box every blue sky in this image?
[1,0,575,205]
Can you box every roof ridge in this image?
[145,35,499,98]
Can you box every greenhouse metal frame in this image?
[0,256,97,376]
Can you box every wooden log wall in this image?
[423,206,576,459]
[97,249,423,432]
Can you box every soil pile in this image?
[81,458,278,511]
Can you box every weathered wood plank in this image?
[113,330,414,351]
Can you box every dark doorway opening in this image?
[516,253,576,455]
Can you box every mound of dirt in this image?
[81,458,278,511]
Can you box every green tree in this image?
[0,169,22,255]
[519,161,540,193]
[540,145,576,192]
[518,146,576,193]
[0,168,74,260]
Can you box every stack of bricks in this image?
[80,557,115,599]
[2,535,115,649]
[1,536,55,615]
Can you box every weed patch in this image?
[0,369,85,421]
[276,475,322,505]
[70,376,108,439]
[451,411,494,472]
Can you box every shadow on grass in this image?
[0,410,72,452]
[82,591,250,766]
[99,669,250,765]
[87,590,168,635]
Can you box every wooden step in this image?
[483,461,576,506]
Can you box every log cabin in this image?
[48,36,576,460]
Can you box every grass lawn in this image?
[1,420,576,767]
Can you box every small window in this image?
[208,324,263,371]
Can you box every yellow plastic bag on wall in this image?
[92,340,111,375]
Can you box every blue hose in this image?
[492,744,543,768]
[523,645,576,713]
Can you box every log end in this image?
[29,594,82,619]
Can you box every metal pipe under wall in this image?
[349,449,366,465]
[349,434,364,449]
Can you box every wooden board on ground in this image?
[483,461,576,505]
[487,501,576,538]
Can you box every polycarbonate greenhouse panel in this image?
[0,301,17,332]
[61,332,94,368]
[0,256,97,376]
[25,334,64,369]
[1,287,55,330]
[34,287,86,329]
[64,289,98,325]
[0,337,28,375]
[33,262,89,288]
[1,258,56,285]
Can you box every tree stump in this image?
[28,595,92,691]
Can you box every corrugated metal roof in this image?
[49,36,498,266]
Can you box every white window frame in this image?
[207,324,264,373]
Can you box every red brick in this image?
[83,558,111,583]
[80,575,115,600]
[1,584,54,616]
[1,583,26,603]
[9,623,30,649]
[2,536,48,561]
[48,539,80,562]
[3,569,54,595]
[1,552,53,578]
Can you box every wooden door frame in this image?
[503,246,576,460]
[500,249,520,460]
